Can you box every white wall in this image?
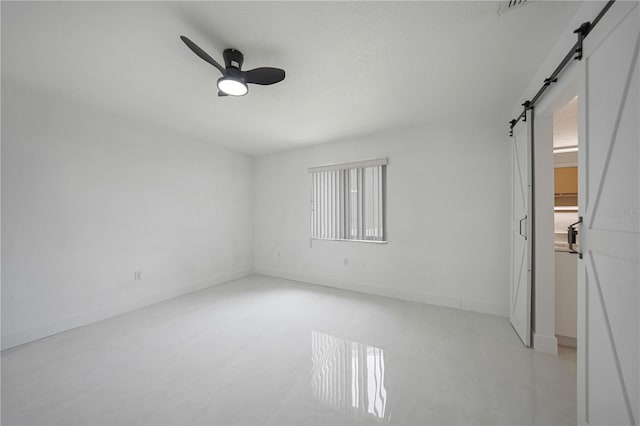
[1,85,254,349]
[532,113,559,354]
[253,115,511,316]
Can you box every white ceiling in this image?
[1,1,581,155]
[553,96,578,148]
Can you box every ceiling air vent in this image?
[497,0,533,16]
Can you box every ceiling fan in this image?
[180,36,285,97]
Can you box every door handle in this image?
[519,215,527,240]
[568,216,583,259]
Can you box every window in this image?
[309,158,387,242]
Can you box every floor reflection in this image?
[311,331,388,421]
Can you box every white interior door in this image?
[578,3,639,425]
[510,111,532,347]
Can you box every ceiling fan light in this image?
[217,77,248,96]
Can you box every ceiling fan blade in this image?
[180,36,225,74]
[243,67,285,85]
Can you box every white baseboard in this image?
[254,268,508,318]
[533,332,558,354]
[1,268,253,351]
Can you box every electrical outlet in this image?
[344,258,349,266]
[134,271,142,281]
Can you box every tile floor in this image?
[1,275,577,425]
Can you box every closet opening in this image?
[552,96,578,359]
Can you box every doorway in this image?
[529,74,578,355]
[552,97,578,359]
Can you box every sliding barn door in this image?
[578,3,639,425]
[510,111,533,347]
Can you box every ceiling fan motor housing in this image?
[224,66,244,80]
[223,49,244,70]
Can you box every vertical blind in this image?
[309,158,387,242]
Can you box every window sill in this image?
[310,238,387,244]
